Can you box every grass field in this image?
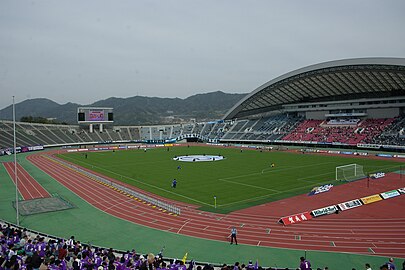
[58,145,403,213]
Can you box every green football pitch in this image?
[58,145,403,213]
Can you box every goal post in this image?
[336,164,366,182]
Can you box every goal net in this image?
[336,164,366,181]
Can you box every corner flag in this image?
[182,252,188,263]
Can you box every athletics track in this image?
[18,149,405,259]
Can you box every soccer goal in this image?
[336,164,366,181]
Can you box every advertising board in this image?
[338,199,362,211]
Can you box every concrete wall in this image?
[367,108,399,118]
[306,111,328,119]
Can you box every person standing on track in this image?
[387,258,396,270]
[230,227,238,245]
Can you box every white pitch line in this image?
[218,178,281,192]
[177,219,191,234]
[102,198,135,211]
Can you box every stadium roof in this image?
[224,57,405,120]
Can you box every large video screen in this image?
[89,110,105,121]
[77,107,113,123]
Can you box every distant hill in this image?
[0,91,246,125]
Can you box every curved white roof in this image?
[224,57,405,119]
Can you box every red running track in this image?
[27,152,405,258]
[3,162,50,200]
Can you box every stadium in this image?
[1,57,405,269]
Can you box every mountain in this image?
[0,91,246,125]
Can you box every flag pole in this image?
[13,96,19,226]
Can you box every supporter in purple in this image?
[77,254,89,269]
[35,237,47,258]
[1,240,8,255]
[24,239,34,256]
[115,256,126,270]
[178,260,187,270]
[94,252,103,268]
[135,255,145,269]
[123,250,131,264]
[12,231,20,244]
[233,261,241,270]
[299,256,311,270]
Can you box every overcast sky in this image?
[1,0,404,109]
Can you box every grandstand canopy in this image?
[224,58,405,120]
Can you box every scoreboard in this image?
[77,107,114,123]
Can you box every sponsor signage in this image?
[338,199,362,211]
[380,190,401,199]
[28,145,44,151]
[311,205,338,217]
[357,143,381,149]
[383,145,405,150]
[398,188,405,194]
[370,172,385,179]
[360,194,382,205]
[308,184,333,196]
[328,150,341,154]
[280,212,312,225]
[376,154,393,158]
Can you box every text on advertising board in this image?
[311,205,338,217]
[380,190,401,199]
[280,212,312,225]
[308,184,333,196]
[338,199,362,211]
[360,194,382,204]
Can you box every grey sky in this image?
[1,0,404,110]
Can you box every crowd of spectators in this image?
[1,223,404,270]
[0,223,196,270]
[282,118,397,145]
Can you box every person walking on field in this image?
[230,227,238,245]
